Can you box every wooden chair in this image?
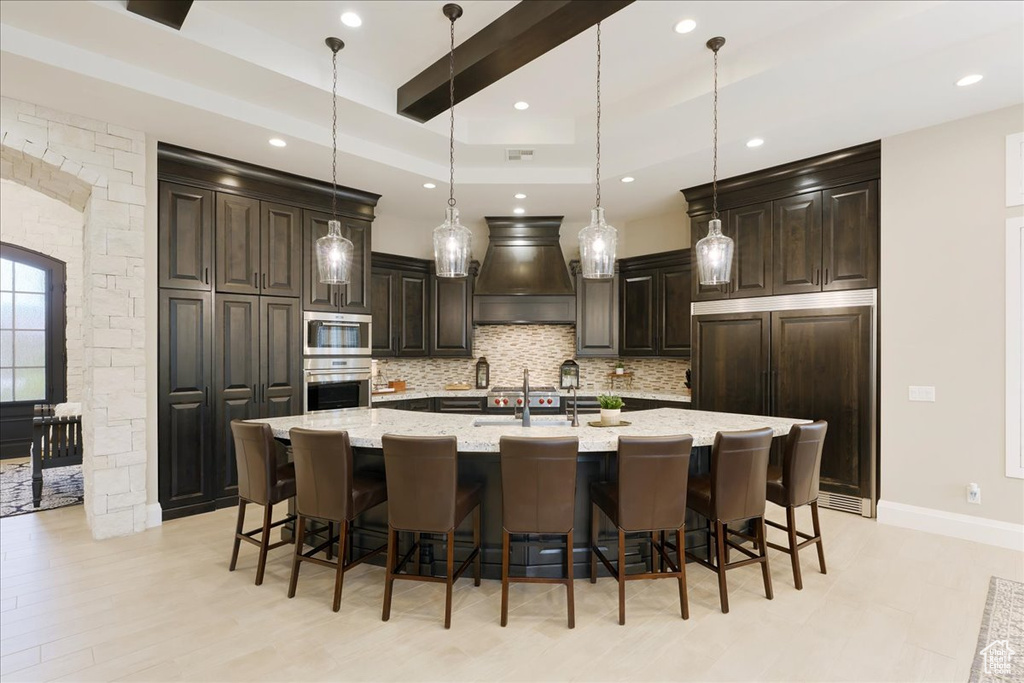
[31,404,83,508]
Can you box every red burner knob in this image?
[494,398,501,406]
[516,398,523,405]
[502,398,509,406]
[546,398,553,405]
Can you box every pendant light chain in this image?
[712,45,718,220]
[595,22,602,209]
[331,47,339,219]
[448,15,457,208]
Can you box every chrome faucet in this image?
[521,368,531,427]
[570,385,580,428]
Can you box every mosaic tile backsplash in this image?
[377,325,691,395]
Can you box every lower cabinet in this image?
[436,397,486,413]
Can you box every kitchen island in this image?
[249,407,808,579]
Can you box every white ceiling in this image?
[1,0,1021,232]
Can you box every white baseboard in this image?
[877,500,1024,551]
[146,503,162,528]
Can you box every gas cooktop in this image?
[487,385,560,409]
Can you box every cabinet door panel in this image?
[773,192,822,295]
[158,290,212,513]
[159,183,212,290]
[576,273,618,357]
[771,307,872,498]
[660,263,692,357]
[215,194,260,295]
[691,214,729,301]
[260,297,302,418]
[261,203,302,297]
[691,312,770,415]
[432,273,474,357]
[371,269,397,357]
[340,219,371,313]
[213,295,259,500]
[620,270,657,356]
[303,209,338,311]
[728,202,773,298]
[822,182,878,291]
[398,273,429,356]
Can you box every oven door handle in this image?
[305,372,371,384]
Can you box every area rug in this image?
[0,460,83,517]
[970,576,1024,682]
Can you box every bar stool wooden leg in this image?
[786,505,803,590]
[332,520,349,612]
[651,531,660,573]
[715,520,729,614]
[326,521,335,561]
[500,529,510,627]
[412,532,421,577]
[811,500,827,574]
[229,500,246,571]
[617,528,626,625]
[758,517,774,600]
[676,527,688,620]
[566,529,575,629]
[382,526,397,622]
[287,515,306,598]
[444,531,455,629]
[590,502,599,584]
[473,506,482,587]
[255,502,274,586]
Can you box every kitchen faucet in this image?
[570,385,579,428]
[520,368,531,427]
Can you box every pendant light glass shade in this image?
[695,218,733,285]
[578,207,616,279]
[433,207,472,278]
[316,219,354,284]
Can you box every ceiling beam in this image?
[397,0,634,123]
[126,0,194,31]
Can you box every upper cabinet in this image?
[159,182,213,290]
[684,142,880,301]
[431,261,476,358]
[215,195,302,297]
[370,254,430,358]
[261,203,303,297]
[571,260,618,358]
[618,250,692,358]
[303,210,373,314]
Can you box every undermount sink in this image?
[472,416,572,427]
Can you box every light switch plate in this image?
[908,386,936,402]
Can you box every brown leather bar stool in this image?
[499,436,579,629]
[685,427,775,614]
[286,428,388,611]
[380,435,482,629]
[765,421,829,590]
[590,435,693,625]
[228,420,297,586]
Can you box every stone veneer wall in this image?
[1,97,149,539]
[0,179,85,402]
[378,325,691,395]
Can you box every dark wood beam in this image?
[397,0,635,123]
[126,0,194,31]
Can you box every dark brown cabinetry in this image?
[729,202,773,298]
[430,263,475,357]
[303,210,371,314]
[436,397,486,413]
[773,192,822,295]
[214,194,260,295]
[571,260,618,357]
[261,203,302,297]
[371,254,429,358]
[822,182,878,291]
[691,312,770,416]
[618,250,692,358]
[159,183,213,290]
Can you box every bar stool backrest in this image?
[289,428,354,522]
[230,420,277,505]
[782,421,828,507]
[382,434,458,533]
[499,436,579,534]
[617,435,694,532]
[711,427,774,523]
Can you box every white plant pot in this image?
[600,408,621,426]
[615,368,624,375]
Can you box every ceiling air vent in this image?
[505,148,535,162]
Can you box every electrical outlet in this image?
[967,483,981,505]
[908,385,936,402]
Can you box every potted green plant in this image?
[615,360,625,375]
[598,394,624,426]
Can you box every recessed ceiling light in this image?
[512,207,526,215]
[746,138,764,148]
[514,101,530,111]
[620,176,635,183]
[340,12,362,28]
[674,19,697,34]
[514,193,526,199]
[956,74,983,87]
[268,138,287,147]
[423,182,436,189]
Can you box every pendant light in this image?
[695,36,734,286]
[433,4,472,278]
[578,22,617,280]
[316,37,354,285]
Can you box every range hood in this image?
[473,216,576,324]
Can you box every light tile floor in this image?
[0,503,1020,682]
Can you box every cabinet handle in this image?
[824,267,829,286]
[254,273,258,289]
[761,370,768,414]
[263,273,267,290]
[204,267,209,285]
[261,383,266,404]
[204,386,209,406]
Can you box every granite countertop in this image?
[371,388,691,404]
[249,407,803,452]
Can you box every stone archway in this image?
[2,104,149,539]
